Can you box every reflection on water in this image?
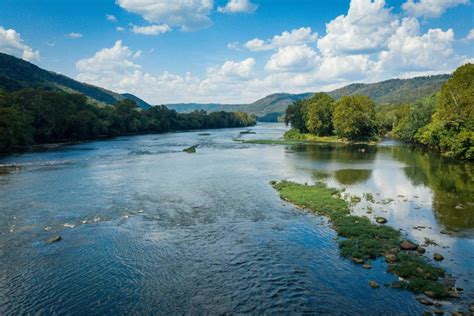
[0,123,472,314]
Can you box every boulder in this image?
[376,217,387,224]
[385,254,397,263]
[417,246,426,254]
[433,253,444,261]
[47,235,62,243]
[400,240,418,251]
[369,280,379,288]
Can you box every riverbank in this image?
[244,129,378,146]
[271,180,466,311]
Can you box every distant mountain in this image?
[327,75,449,104]
[0,52,151,109]
[166,75,449,121]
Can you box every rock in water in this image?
[48,235,62,243]
[400,240,418,250]
[369,280,379,288]
[417,246,426,254]
[433,253,444,261]
[183,145,198,153]
[375,217,387,224]
[385,254,397,263]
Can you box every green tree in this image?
[284,100,308,133]
[305,93,335,136]
[333,95,378,140]
[417,64,474,159]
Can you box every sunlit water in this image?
[0,123,472,315]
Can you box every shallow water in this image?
[0,123,472,315]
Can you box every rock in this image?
[417,246,426,254]
[425,291,436,298]
[390,247,398,255]
[417,296,434,306]
[449,290,461,299]
[443,277,456,288]
[363,263,372,269]
[353,257,364,264]
[385,254,397,263]
[376,217,388,224]
[455,287,463,292]
[47,235,61,243]
[400,240,418,251]
[455,204,464,209]
[417,268,425,275]
[433,309,444,315]
[434,253,444,261]
[369,280,379,288]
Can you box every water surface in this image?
[1,123,472,315]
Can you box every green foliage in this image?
[333,95,378,140]
[0,89,256,153]
[305,93,335,136]
[284,100,308,133]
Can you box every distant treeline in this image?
[0,89,256,153]
[285,64,473,159]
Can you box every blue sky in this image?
[0,0,473,104]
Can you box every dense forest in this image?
[285,64,473,159]
[0,89,256,153]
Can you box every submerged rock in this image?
[47,235,62,243]
[400,240,418,251]
[363,263,372,269]
[433,253,444,261]
[369,280,379,288]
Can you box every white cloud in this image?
[131,24,171,35]
[227,41,240,50]
[106,14,118,22]
[67,32,83,39]
[116,26,125,32]
[116,0,213,31]
[376,18,456,75]
[245,27,318,52]
[265,45,320,72]
[0,26,39,61]
[402,0,468,18]
[317,0,398,56]
[465,29,474,41]
[217,0,258,14]
[207,58,255,79]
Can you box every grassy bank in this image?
[244,129,378,146]
[272,180,451,298]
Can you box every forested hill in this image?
[0,52,151,109]
[327,74,450,104]
[167,75,449,120]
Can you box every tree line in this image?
[0,89,256,153]
[284,64,473,159]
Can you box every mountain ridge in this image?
[0,52,151,109]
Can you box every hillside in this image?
[327,75,450,104]
[0,52,151,109]
[167,75,449,120]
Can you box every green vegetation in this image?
[285,93,378,141]
[0,89,256,153]
[283,64,472,159]
[383,64,473,159]
[334,169,372,185]
[272,180,450,298]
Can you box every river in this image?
[0,123,472,315]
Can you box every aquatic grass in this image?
[272,180,450,298]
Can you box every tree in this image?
[305,93,335,136]
[417,63,474,159]
[284,100,308,133]
[333,95,377,140]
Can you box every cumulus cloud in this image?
[317,0,398,56]
[116,26,125,32]
[245,27,318,52]
[265,45,320,72]
[106,14,118,22]
[402,0,469,18]
[217,0,258,14]
[227,41,240,50]
[67,32,83,39]
[131,24,171,35]
[465,29,474,41]
[0,26,39,61]
[116,0,213,31]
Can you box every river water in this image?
[0,123,472,315]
